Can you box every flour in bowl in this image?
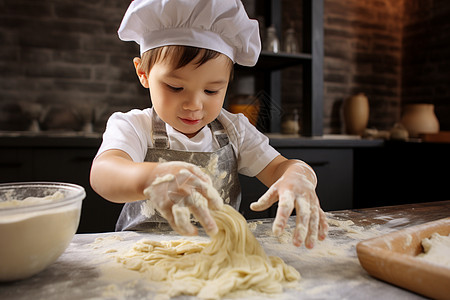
[0,191,64,208]
[0,191,80,281]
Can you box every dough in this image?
[417,232,450,268]
[117,205,300,299]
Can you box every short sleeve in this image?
[95,109,152,162]
[219,110,279,177]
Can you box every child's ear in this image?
[133,57,149,88]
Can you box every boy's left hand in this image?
[250,162,328,248]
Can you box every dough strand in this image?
[117,205,300,299]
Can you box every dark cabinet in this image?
[0,140,122,233]
[1,138,354,229]
[31,148,123,233]
[280,148,353,211]
[353,142,450,208]
[4,137,448,230]
[239,146,353,219]
[0,148,33,182]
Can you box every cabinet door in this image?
[239,148,353,219]
[279,148,353,211]
[32,148,123,233]
[0,148,33,183]
[238,174,273,219]
[354,142,450,208]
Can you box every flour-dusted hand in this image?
[250,160,328,248]
[143,161,223,236]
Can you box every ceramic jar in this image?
[343,93,369,135]
[228,94,260,126]
[400,104,439,137]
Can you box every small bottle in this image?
[264,25,279,53]
[284,28,299,53]
[281,109,300,134]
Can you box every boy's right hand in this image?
[143,161,223,236]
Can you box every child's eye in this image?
[204,89,218,95]
[166,84,183,92]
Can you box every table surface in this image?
[1,200,449,299]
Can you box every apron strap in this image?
[209,119,230,148]
[151,109,169,149]
[151,109,229,149]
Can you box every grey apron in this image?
[115,110,241,231]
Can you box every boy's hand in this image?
[250,161,328,248]
[143,161,223,236]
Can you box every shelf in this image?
[237,51,312,71]
[233,0,323,136]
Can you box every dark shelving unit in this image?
[236,0,323,136]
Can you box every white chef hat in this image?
[118,0,261,67]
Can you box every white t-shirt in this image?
[96,108,279,177]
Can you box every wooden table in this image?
[1,201,449,299]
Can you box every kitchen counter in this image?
[0,131,385,148]
[0,132,102,148]
[1,200,449,299]
[267,133,384,148]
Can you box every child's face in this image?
[147,54,231,138]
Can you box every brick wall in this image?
[322,0,404,133]
[0,0,448,133]
[0,0,147,132]
[403,0,450,131]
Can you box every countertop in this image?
[266,133,385,148]
[1,200,449,299]
[0,131,384,148]
[0,132,103,148]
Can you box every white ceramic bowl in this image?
[0,182,85,281]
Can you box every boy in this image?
[90,0,328,248]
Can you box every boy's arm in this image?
[90,149,155,203]
[90,149,223,236]
[253,155,328,248]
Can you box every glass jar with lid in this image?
[264,25,280,53]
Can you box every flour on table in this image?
[90,235,124,251]
[247,220,263,231]
[256,213,385,259]
[86,210,406,299]
[326,216,382,240]
[417,233,450,268]
[256,213,389,298]
[114,205,300,299]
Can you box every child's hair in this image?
[139,45,234,79]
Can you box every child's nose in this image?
[182,96,203,111]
